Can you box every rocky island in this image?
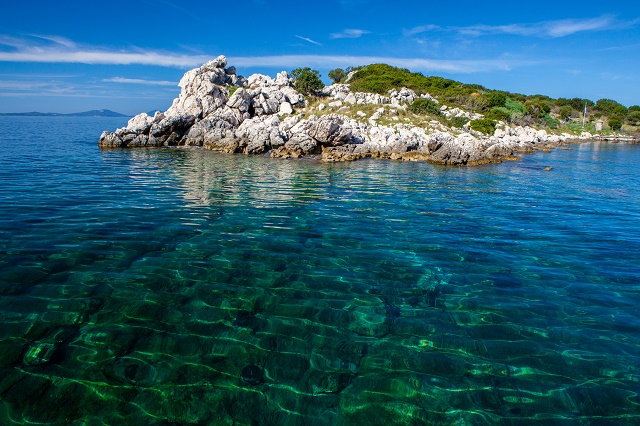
[99,55,604,165]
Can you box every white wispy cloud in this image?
[0,34,210,67]
[295,35,322,46]
[406,15,626,38]
[230,55,536,73]
[330,29,370,39]
[403,25,441,37]
[103,77,177,86]
[0,35,535,74]
[601,43,640,51]
[25,34,77,48]
[0,49,211,67]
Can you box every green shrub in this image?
[483,92,507,108]
[595,98,627,115]
[627,111,640,125]
[328,68,347,84]
[557,97,594,110]
[629,105,640,112]
[609,118,622,131]
[485,108,511,121]
[448,116,469,128]
[408,98,442,115]
[524,100,551,119]
[470,118,496,135]
[290,67,323,95]
[543,114,559,129]
[559,106,573,121]
[348,64,474,97]
[505,98,528,114]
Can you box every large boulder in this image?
[235,116,287,154]
[271,135,319,158]
[308,114,354,146]
[428,133,489,165]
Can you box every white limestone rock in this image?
[126,113,154,133]
[278,102,293,115]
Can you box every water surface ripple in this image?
[1,117,639,425]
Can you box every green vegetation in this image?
[628,111,640,125]
[348,64,474,99]
[609,118,622,131]
[448,116,469,129]
[335,63,638,135]
[485,108,511,121]
[290,67,323,96]
[557,97,594,110]
[328,68,347,84]
[595,98,627,115]
[559,106,573,121]
[408,98,441,115]
[470,119,496,135]
[484,92,507,108]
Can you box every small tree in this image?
[328,68,347,84]
[609,118,622,131]
[559,106,573,121]
[290,68,323,96]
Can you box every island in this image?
[3,109,128,117]
[98,55,637,165]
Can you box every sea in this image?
[1,116,639,425]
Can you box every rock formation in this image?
[99,55,586,165]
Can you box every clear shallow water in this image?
[1,116,639,425]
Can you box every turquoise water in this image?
[1,116,639,425]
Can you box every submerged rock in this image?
[240,365,265,386]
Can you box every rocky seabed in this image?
[99,55,596,165]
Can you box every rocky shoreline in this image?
[99,56,601,165]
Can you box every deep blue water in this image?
[0,116,639,425]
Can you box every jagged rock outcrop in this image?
[99,55,581,166]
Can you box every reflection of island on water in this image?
[101,146,440,211]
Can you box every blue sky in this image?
[1,0,639,114]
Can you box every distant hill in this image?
[0,109,129,117]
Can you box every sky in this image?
[1,0,639,114]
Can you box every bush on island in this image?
[328,68,347,84]
[609,118,622,131]
[485,108,511,122]
[627,111,640,126]
[408,98,442,116]
[595,99,627,116]
[483,92,507,109]
[559,106,573,121]
[470,118,496,135]
[290,68,324,96]
[448,116,469,129]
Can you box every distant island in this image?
[1,109,129,117]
